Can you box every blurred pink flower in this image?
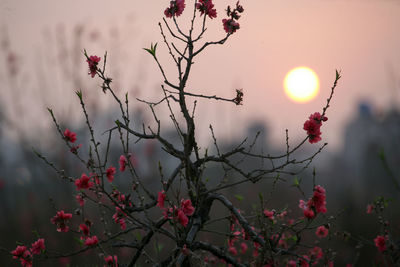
[64,129,77,143]
[30,238,45,255]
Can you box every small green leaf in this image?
[73,237,84,246]
[293,177,299,187]
[143,42,158,57]
[335,69,342,80]
[31,230,40,238]
[234,194,244,201]
[75,90,83,99]
[135,232,142,241]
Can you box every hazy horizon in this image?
[1,0,400,152]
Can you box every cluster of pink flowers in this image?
[196,0,217,19]
[111,189,132,209]
[263,209,275,220]
[157,190,166,209]
[112,207,127,230]
[316,225,329,238]
[226,213,261,258]
[63,129,77,143]
[84,235,99,247]
[79,222,91,240]
[299,185,327,219]
[30,239,45,255]
[110,189,132,229]
[64,128,82,153]
[50,210,72,232]
[303,112,328,144]
[119,155,128,172]
[106,166,116,182]
[75,173,94,191]
[164,0,185,18]
[222,1,244,34]
[12,239,45,267]
[374,235,387,252]
[157,191,195,228]
[104,255,118,267]
[286,246,326,267]
[87,55,101,78]
[164,0,244,35]
[12,246,32,267]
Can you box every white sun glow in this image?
[284,67,320,103]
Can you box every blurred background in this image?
[1,0,400,265]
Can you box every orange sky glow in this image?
[1,0,400,152]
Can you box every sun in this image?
[284,67,320,103]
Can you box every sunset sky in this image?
[1,0,400,152]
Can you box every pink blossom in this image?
[312,185,327,214]
[240,242,248,254]
[119,155,127,172]
[299,255,310,267]
[163,207,174,219]
[157,190,166,209]
[50,210,72,232]
[12,245,30,259]
[196,0,217,19]
[228,246,238,255]
[87,55,101,78]
[374,235,387,252]
[164,0,185,18]
[253,242,260,257]
[287,260,297,267]
[228,231,241,247]
[11,245,32,267]
[70,144,82,153]
[30,238,45,255]
[303,208,315,219]
[64,129,77,143]
[106,166,116,182]
[278,210,288,219]
[310,246,323,260]
[303,112,327,144]
[79,223,90,238]
[177,209,189,227]
[263,209,274,220]
[84,236,99,246]
[316,225,329,238]
[113,207,127,230]
[181,199,195,216]
[222,18,240,34]
[104,255,118,267]
[75,173,94,191]
[299,185,327,219]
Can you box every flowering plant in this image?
[7,1,398,266]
